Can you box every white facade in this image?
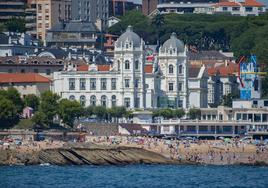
[213,2,266,16]
[157,0,266,16]
[53,26,208,110]
[157,33,188,109]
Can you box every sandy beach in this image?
[86,136,268,165]
[0,136,267,166]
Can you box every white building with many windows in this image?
[53,26,208,109]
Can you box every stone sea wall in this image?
[0,145,180,166]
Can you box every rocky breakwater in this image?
[0,143,180,166]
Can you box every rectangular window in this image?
[222,7,228,11]
[80,78,86,90]
[101,78,107,90]
[125,61,130,70]
[169,83,173,91]
[135,61,139,70]
[135,97,140,108]
[135,79,139,88]
[125,79,130,88]
[245,7,253,12]
[232,7,240,11]
[124,98,130,108]
[264,101,268,107]
[178,83,182,91]
[46,69,51,75]
[90,78,96,90]
[178,100,183,108]
[111,78,116,90]
[69,78,75,90]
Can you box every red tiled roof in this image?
[207,63,238,76]
[242,0,264,7]
[215,0,264,7]
[0,73,51,83]
[145,64,153,74]
[216,1,240,7]
[97,65,110,72]
[77,65,89,71]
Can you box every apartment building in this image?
[0,0,26,21]
[71,0,109,27]
[142,0,158,15]
[36,0,71,41]
[109,0,141,17]
[25,0,37,38]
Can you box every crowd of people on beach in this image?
[89,136,268,165]
[1,133,268,165]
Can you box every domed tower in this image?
[114,26,146,109]
[158,33,188,109]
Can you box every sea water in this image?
[1,165,268,188]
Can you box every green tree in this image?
[222,93,238,107]
[39,91,60,126]
[0,88,24,114]
[85,105,95,117]
[24,94,40,112]
[5,17,26,33]
[93,106,107,121]
[124,110,133,119]
[152,13,165,40]
[32,111,47,129]
[109,106,126,122]
[173,109,185,119]
[0,97,18,129]
[188,108,201,120]
[58,99,84,128]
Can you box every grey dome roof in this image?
[161,33,184,53]
[116,26,141,48]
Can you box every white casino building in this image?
[53,26,208,109]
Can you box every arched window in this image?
[101,95,107,107]
[90,95,96,106]
[69,95,75,101]
[80,95,86,107]
[169,64,174,74]
[135,60,139,70]
[111,95,116,107]
[125,60,130,70]
[179,65,183,74]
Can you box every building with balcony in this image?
[213,0,266,16]
[36,0,71,41]
[156,0,265,16]
[71,0,109,27]
[25,0,37,38]
[53,26,208,109]
[109,0,142,17]
[157,0,218,14]
[0,0,26,21]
